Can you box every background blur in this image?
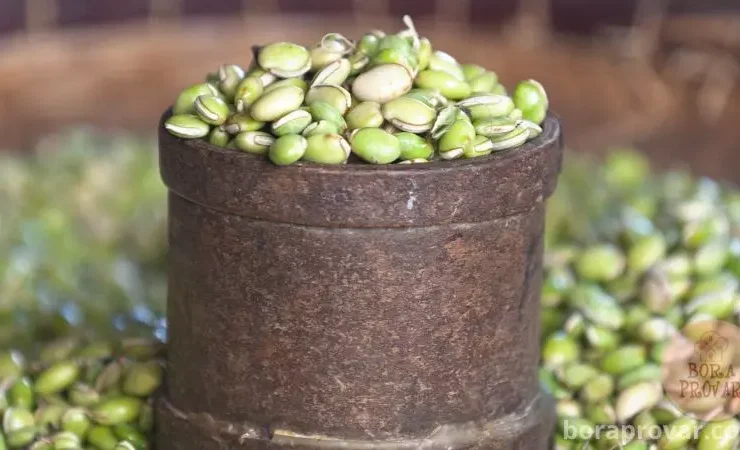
[0,0,739,180]
[2,5,740,449]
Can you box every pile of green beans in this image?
[165,16,549,165]
[542,151,740,449]
[4,129,740,449]
[0,336,163,449]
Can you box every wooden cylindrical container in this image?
[156,113,563,450]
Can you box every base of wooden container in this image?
[156,392,555,449]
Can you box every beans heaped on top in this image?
[165,16,549,165]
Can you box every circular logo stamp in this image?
[662,320,740,421]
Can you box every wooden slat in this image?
[147,0,182,27]
[182,0,242,17]
[277,0,353,15]
[0,0,24,34]
[469,0,518,27]
[388,1,437,19]
[623,0,668,60]
[55,0,150,27]
[504,0,553,48]
[25,0,58,32]
[243,0,279,14]
[350,0,390,22]
[434,0,471,26]
[551,0,637,35]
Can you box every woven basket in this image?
[1,0,739,181]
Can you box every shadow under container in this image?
[156,113,564,450]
